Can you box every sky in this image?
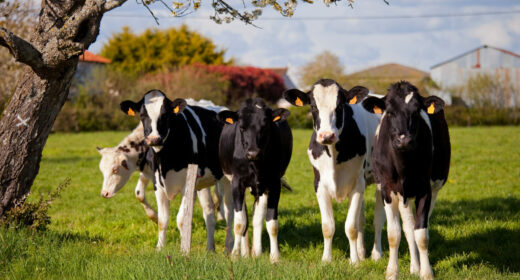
[89,0,520,86]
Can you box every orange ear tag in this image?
[273,116,281,122]
[128,108,135,116]
[427,103,435,114]
[225,118,234,124]
[349,96,357,104]
[295,97,303,107]
[173,106,179,114]
[373,105,382,114]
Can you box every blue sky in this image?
[90,0,520,85]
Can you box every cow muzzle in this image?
[317,131,337,145]
[394,135,414,151]
[246,150,260,161]
[101,190,114,198]
[146,136,161,146]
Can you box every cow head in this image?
[284,79,369,145]
[120,90,186,152]
[97,147,136,198]
[362,81,445,151]
[217,98,290,161]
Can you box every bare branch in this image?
[0,27,46,73]
[104,0,128,12]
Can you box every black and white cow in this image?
[362,81,450,280]
[120,90,234,251]
[217,98,292,263]
[284,79,381,264]
[97,123,224,250]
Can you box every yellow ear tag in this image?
[173,106,179,114]
[349,96,357,105]
[427,103,435,114]
[295,97,303,107]
[273,116,281,122]
[225,118,234,124]
[127,108,135,116]
[373,105,382,114]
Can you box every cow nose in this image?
[101,190,111,198]
[247,150,259,160]
[146,136,161,146]
[318,132,336,144]
[395,135,413,151]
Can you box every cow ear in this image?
[171,98,187,114]
[362,97,386,114]
[217,110,238,125]
[345,86,369,105]
[423,96,445,114]
[272,108,290,123]
[283,89,310,107]
[120,100,142,116]
[96,147,105,154]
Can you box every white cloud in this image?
[470,22,512,48]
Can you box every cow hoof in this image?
[410,264,420,275]
[270,254,280,264]
[420,269,434,280]
[321,255,332,263]
[385,269,398,280]
[371,249,383,261]
[357,250,366,261]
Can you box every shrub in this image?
[287,106,313,129]
[1,179,70,231]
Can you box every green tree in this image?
[298,50,345,89]
[101,25,231,76]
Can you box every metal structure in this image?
[431,45,520,107]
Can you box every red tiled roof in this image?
[79,50,111,64]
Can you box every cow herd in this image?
[97,79,450,280]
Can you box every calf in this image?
[97,123,222,250]
[362,81,450,280]
[217,98,292,263]
[120,90,234,251]
[284,79,380,264]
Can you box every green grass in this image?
[1,127,520,279]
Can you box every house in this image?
[431,45,520,107]
[70,50,112,97]
[264,67,299,108]
[345,63,430,95]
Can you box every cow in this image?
[217,98,292,263]
[283,79,380,264]
[361,81,450,280]
[120,90,234,252]
[97,123,224,250]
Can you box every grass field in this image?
[1,127,520,279]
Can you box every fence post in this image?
[180,164,198,255]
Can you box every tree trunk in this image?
[0,0,127,216]
[0,65,76,215]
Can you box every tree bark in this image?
[0,0,127,216]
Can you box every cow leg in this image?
[176,187,196,242]
[345,185,363,264]
[155,187,170,250]
[384,193,401,280]
[371,184,385,260]
[240,202,250,257]
[232,180,248,258]
[398,197,420,275]
[218,178,235,253]
[356,199,366,260]
[252,193,268,258]
[316,184,334,263]
[428,182,442,221]
[135,173,158,223]
[196,188,217,252]
[266,185,281,263]
[214,182,225,221]
[415,192,433,280]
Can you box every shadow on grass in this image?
[276,196,520,273]
[42,156,99,165]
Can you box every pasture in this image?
[1,127,519,279]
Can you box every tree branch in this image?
[0,27,46,73]
[104,0,128,12]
